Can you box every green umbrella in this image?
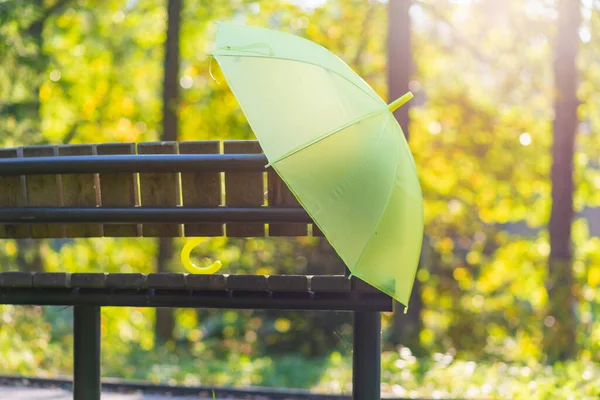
[212,22,423,306]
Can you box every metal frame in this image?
[73,306,101,400]
[2,292,384,399]
[353,312,382,400]
[0,151,386,400]
[0,153,268,175]
[0,288,392,312]
[0,207,311,224]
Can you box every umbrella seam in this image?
[266,109,387,167]
[213,53,385,107]
[353,180,424,306]
[268,162,355,271]
[349,113,399,278]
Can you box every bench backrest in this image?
[0,140,320,240]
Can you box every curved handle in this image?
[181,238,223,274]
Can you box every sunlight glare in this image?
[49,70,61,82]
[579,26,591,43]
[519,132,532,146]
[428,121,442,135]
[180,75,193,89]
[288,0,327,10]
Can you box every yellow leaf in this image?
[453,267,468,281]
[274,318,291,333]
[588,265,600,287]
[39,83,52,102]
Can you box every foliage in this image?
[1,0,600,396]
[1,307,599,400]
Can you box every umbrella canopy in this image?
[212,22,423,306]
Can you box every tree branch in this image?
[26,0,73,36]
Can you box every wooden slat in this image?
[33,272,70,288]
[310,275,351,292]
[106,273,148,289]
[138,142,180,237]
[71,273,107,288]
[180,141,223,236]
[268,168,307,236]
[224,141,265,237]
[97,143,140,237]
[0,148,28,238]
[147,273,186,289]
[0,272,34,288]
[23,146,63,238]
[58,145,102,237]
[186,274,226,291]
[351,276,381,293]
[267,275,309,292]
[226,274,268,291]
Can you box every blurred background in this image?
[0,0,599,398]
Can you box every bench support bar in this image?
[74,306,101,400]
[0,289,392,311]
[353,311,381,400]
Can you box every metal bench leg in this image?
[353,311,381,400]
[74,306,101,400]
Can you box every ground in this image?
[0,386,216,400]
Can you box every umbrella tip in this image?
[387,91,414,113]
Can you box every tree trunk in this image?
[16,239,43,272]
[161,0,181,143]
[388,0,411,133]
[155,0,182,343]
[387,0,423,351]
[544,0,580,362]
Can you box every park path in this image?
[0,386,218,399]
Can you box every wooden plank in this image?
[71,273,107,288]
[226,274,268,291]
[351,276,381,293]
[180,141,223,237]
[267,167,307,236]
[58,145,102,237]
[267,275,309,292]
[186,274,227,291]
[97,143,140,237]
[310,275,351,292]
[106,273,148,289]
[0,148,29,238]
[0,272,34,288]
[147,273,186,289]
[138,142,180,237]
[23,146,63,238]
[224,141,265,237]
[33,272,70,288]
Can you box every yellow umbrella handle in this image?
[181,238,223,274]
[387,91,414,113]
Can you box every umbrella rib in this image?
[266,109,387,167]
[213,53,385,106]
[349,114,398,274]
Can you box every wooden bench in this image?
[0,141,393,400]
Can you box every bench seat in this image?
[0,272,392,311]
